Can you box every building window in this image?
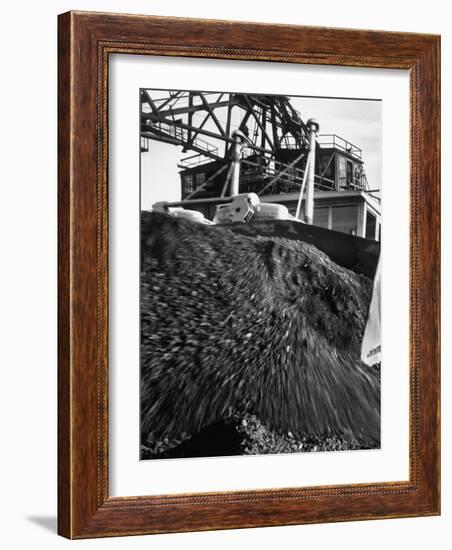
[354,165,363,189]
[196,172,206,188]
[318,154,335,189]
[331,205,358,235]
[313,207,330,229]
[183,174,194,194]
[337,156,347,189]
[366,211,377,240]
[346,160,354,186]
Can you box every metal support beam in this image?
[141,132,220,161]
[224,103,232,158]
[184,164,228,200]
[317,152,335,187]
[187,93,193,146]
[305,118,320,225]
[295,154,311,220]
[257,150,306,196]
[270,105,279,150]
[230,131,245,195]
[141,90,158,113]
[155,90,183,112]
[198,93,226,137]
[155,99,233,118]
[245,97,274,150]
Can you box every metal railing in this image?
[144,120,219,158]
[178,152,216,169]
[318,134,362,159]
[179,152,337,196]
[240,156,335,195]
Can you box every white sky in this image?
[141,94,381,210]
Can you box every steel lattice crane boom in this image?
[141,91,311,160]
[141,89,380,242]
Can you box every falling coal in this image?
[140,212,380,458]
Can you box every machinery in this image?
[153,125,303,226]
[152,203,215,224]
[154,192,295,224]
[213,193,294,224]
[141,90,381,239]
[149,118,319,227]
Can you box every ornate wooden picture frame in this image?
[58,11,440,539]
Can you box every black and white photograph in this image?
[1,0,445,546]
[139,89,382,460]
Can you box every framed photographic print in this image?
[58,11,440,538]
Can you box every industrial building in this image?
[141,90,381,240]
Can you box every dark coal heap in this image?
[140,212,380,458]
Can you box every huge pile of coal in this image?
[140,212,380,457]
